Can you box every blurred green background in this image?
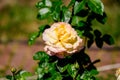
[0,0,120,79]
[0,0,40,42]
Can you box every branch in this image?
[97,63,120,71]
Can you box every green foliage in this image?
[87,0,104,15]
[61,6,72,22]
[74,0,86,15]
[79,69,99,80]
[33,48,101,80]
[6,68,32,80]
[0,5,37,41]
[93,29,114,48]
[37,7,51,19]
[96,12,107,24]
[33,51,62,80]
[28,32,39,45]
[102,34,114,45]
[28,25,50,45]
[33,51,49,62]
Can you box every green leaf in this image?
[87,39,94,48]
[76,75,81,80]
[80,70,98,80]
[95,37,103,48]
[73,49,91,66]
[51,0,62,21]
[76,29,84,37]
[94,30,103,48]
[33,51,49,61]
[71,16,80,26]
[94,29,102,38]
[71,16,86,27]
[102,34,114,45]
[52,0,62,9]
[44,0,52,7]
[37,7,51,20]
[38,25,50,36]
[36,0,52,8]
[76,9,89,17]
[28,32,39,45]
[96,12,107,24]
[61,6,71,23]
[67,64,77,78]
[90,69,99,75]
[52,7,61,21]
[87,12,96,23]
[36,1,44,8]
[74,0,86,15]
[88,0,104,15]
[84,31,93,39]
[28,25,50,45]
[20,71,32,77]
[6,75,13,80]
[36,60,61,80]
[78,21,87,28]
[57,65,68,73]
[36,67,44,79]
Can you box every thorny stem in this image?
[84,37,87,48]
[68,0,75,24]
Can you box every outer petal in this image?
[42,29,58,44]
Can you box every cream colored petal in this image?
[117,76,120,80]
[43,29,58,44]
[61,42,73,49]
[73,37,83,49]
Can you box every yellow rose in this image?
[116,68,120,80]
[42,22,83,58]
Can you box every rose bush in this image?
[5,0,115,80]
[42,22,83,58]
[26,0,114,80]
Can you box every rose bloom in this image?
[42,22,83,58]
[116,68,120,80]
